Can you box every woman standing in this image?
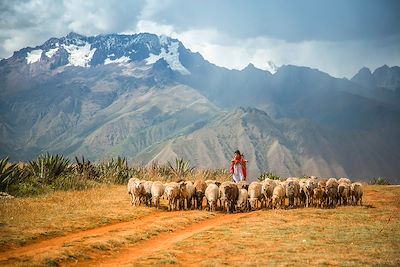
[230,150,247,183]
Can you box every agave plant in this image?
[0,157,18,191]
[167,158,195,179]
[28,153,71,183]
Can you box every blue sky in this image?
[0,0,399,77]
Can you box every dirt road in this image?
[0,210,249,266]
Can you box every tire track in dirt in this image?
[0,210,189,261]
[71,212,250,267]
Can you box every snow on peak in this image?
[145,41,190,75]
[266,61,279,74]
[104,56,131,65]
[45,47,59,58]
[62,43,96,67]
[26,49,43,64]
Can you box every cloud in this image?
[140,0,400,42]
[0,0,145,58]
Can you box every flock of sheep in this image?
[127,177,364,213]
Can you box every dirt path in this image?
[0,210,186,261]
[71,212,249,267]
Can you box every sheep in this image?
[351,182,363,206]
[219,181,233,212]
[301,178,318,207]
[205,179,217,186]
[224,183,239,213]
[286,179,300,208]
[338,182,351,206]
[272,184,286,209]
[127,178,139,205]
[164,182,180,211]
[261,179,277,209]
[237,180,249,190]
[325,178,339,208]
[248,182,263,210]
[313,186,326,208]
[143,181,153,206]
[318,178,328,189]
[194,179,207,210]
[151,181,165,209]
[131,180,145,207]
[205,184,220,212]
[236,188,249,212]
[178,181,196,210]
[338,177,352,184]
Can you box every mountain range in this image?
[0,32,399,183]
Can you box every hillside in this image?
[0,32,399,182]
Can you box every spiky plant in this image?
[28,153,71,183]
[167,158,195,180]
[0,157,19,191]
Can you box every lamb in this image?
[261,179,277,209]
[236,188,249,212]
[143,181,153,206]
[350,182,363,206]
[151,181,165,209]
[272,184,286,209]
[325,178,339,208]
[338,182,351,206]
[194,179,207,209]
[164,182,180,211]
[224,183,239,213]
[248,182,263,210]
[205,183,220,212]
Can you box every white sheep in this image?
[205,183,220,212]
[164,182,180,211]
[151,181,165,209]
[261,179,277,209]
[272,184,286,209]
[248,182,263,210]
[236,188,249,212]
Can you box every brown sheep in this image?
[351,182,363,206]
[224,183,239,213]
[194,179,207,209]
[338,182,351,206]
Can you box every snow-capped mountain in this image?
[13,32,190,75]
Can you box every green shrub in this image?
[369,177,391,185]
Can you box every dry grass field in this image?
[0,185,399,266]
